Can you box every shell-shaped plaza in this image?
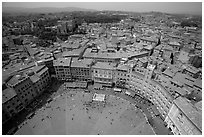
[15,90,155,135]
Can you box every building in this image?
[141,64,173,119]
[35,54,55,74]
[6,73,38,106]
[182,64,201,78]
[83,48,121,63]
[61,41,81,52]
[137,57,148,68]
[128,70,145,95]
[168,41,181,51]
[2,65,50,123]
[62,49,81,58]
[57,20,76,34]
[161,45,174,64]
[140,36,158,46]
[113,64,131,88]
[53,57,72,81]
[2,88,24,123]
[92,62,116,86]
[148,80,173,119]
[2,36,15,52]
[28,65,51,94]
[165,97,202,135]
[70,58,93,81]
[190,78,202,102]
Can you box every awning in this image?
[125,91,131,95]
[92,93,106,102]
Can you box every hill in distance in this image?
[2,6,97,14]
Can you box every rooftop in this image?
[71,58,93,68]
[162,68,174,78]
[174,97,202,132]
[2,88,17,104]
[140,36,157,43]
[162,45,174,51]
[194,101,202,111]
[178,51,189,63]
[3,62,36,77]
[36,67,48,77]
[30,74,40,83]
[32,65,46,73]
[169,41,181,46]
[154,44,164,50]
[139,57,148,63]
[83,48,121,59]
[183,64,200,74]
[142,45,154,51]
[35,52,53,61]
[7,73,27,86]
[53,57,72,67]
[92,62,116,70]
[172,72,194,88]
[116,64,129,71]
[193,78,202,89]
[62,49,81,57]
[171,86,188,96]
[147,64,155,71]
[61,41,80,49]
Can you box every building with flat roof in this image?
[182,64,201,78]
[3,64,50,123]
[28,65,51,94]
[165,97,202,135]
[83,48,121,63]
[2,88,24,123]
[168,41,181,51]
[61,41,80,52]
[62,49,82,58]
[70,58,93,81]
[140,36,158,46]
[128,70,145,95]
[114,64,130,87]
[141,63,173,119]
[92,62,116,86]
[53,57,72,81]
[36,54,55,74]
[6,73,37,106]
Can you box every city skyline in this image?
[3,2,202,15]
[2,1,202,135]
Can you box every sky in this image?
[3,2,202,15]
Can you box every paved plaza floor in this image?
[15,90,155,135]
